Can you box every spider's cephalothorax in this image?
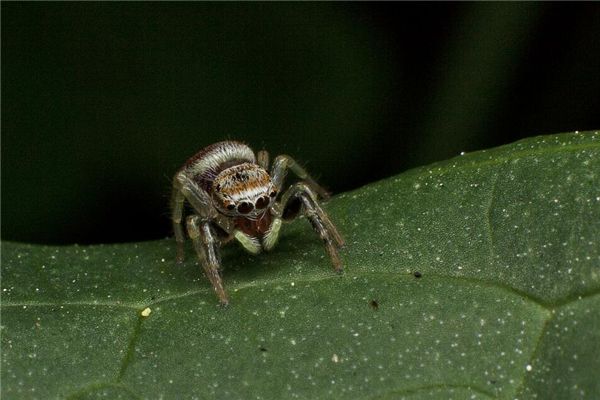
[171,141,344,305]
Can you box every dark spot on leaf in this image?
[414,271,422,278]
[259,346,267,352]
[369,299,379,310]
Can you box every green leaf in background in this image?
[2,131,599,399]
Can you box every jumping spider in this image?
[171,141,344,305]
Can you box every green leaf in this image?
[2,131,599,399]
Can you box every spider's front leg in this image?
[171,172,216,263]
[279,182,345,272]
[186,215,229,306]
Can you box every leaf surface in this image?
[2,131,599,399]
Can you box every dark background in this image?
[2,3,599,245]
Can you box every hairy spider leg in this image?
[257,149,270,170]
[270,155,331,200]
[171,172,216,263]
[172,168,271,269]
[186,215,229,306]
[279,182,344,272]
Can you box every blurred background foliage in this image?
[2,3,599,244]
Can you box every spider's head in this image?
[211,163,278,218]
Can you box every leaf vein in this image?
[3,273,598,312]
[510,314,553,399]
[117,314,145,382]
[0,300,141,309]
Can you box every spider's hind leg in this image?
[279,182,344,272]
[257,149,270,170]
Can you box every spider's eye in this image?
[237,202,254,214]
[269,190,278,198]
[255,196,270,210]
[226,203,235,211]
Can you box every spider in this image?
[171,141,344,305]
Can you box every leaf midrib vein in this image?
[3,272,598,312]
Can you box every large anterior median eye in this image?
[237,202,254,214]
[255,196,270,209]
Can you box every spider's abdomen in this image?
[182,141,256,191]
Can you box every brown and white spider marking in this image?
[171,141,344,305]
